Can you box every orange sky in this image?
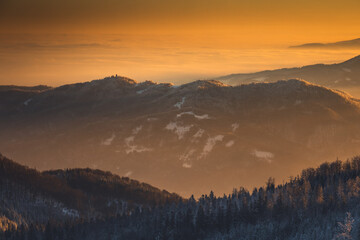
[1,0,360,40]
[0,0,359,86]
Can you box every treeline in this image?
[0,154,87,211]
[3,155,360,239]
[5,156,360,239]
[44,168,182,207]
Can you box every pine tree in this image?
[334,212,354,240]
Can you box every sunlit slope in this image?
[1,77,360,196]
[217,55,360,93]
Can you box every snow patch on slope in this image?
[177,111,210,120]
[125,136,135,145]
[136,89,146,94]
[180,149,196,168]
[165,122,193,139]
[182,163,192,168]
[231,123,239,132]
[23,98,32,106]
[132,125,143,135]
[147,117,158,122]
[124,126,152,154]
[174,97,186,109]
[125,143,152,154]
[193,129,205,138]
[62,208,79,218]
[200,135,224,158]
[124,171,133,177]
[225,140,235,147]
[101,133,116,145]
[252,150,274,163]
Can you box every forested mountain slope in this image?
[4,156,360,239]
[0,154,181,232]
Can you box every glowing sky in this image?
[0,0,360,86]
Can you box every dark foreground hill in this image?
[0,154,181,231]
[1,77,360,196]
[3,155,360,239]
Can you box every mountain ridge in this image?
[290,38,360,49]
[1,77,360,196]
[2,77,358,105]
[216,55,360,91]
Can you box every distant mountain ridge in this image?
[1,76,360,196]
[216,55,360,90]
[0,85,51,92]
[290,38,360,49]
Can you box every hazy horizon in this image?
[1,0,360,87]
[1,33,360,87]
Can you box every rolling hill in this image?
[0,154,181,231]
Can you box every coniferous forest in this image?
[2,153,360,239]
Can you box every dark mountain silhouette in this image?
[0,85,51,92]
[0,85,52,116]
[1,76,360,196]
[290,38,360,49]
[4,155,360,239]
[216,55,360,90]
[0,153,181,231]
